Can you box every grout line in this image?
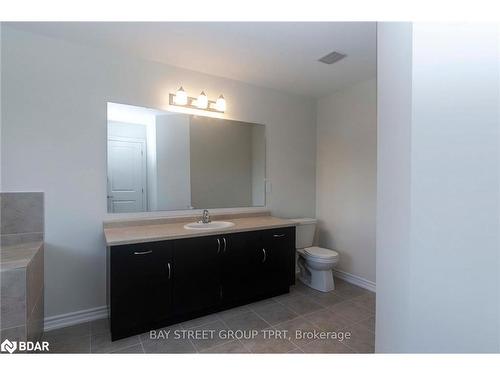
[356,315,376,333]
[274,296,329,317]
[177,324,199,353]
[244,303,305,353]
[196,319,234,353]
[220,316,253,354]
[300,311,375,354]
[1,323,26,330]
[108,342,142,354]
[218,307,253,322]
[199,338,237,353]
[188,317,233,353]
[219,317,251,354]
[180,315,220,330]
[298,313,359,354]
[137,332,146,354]
[300,337,355,354]
[187,336,198,353]
[326,304,374,324]
[287,338,301,352]
[247,306,274,328]
[138,325,198,354]
[235,338,249,353]
[339,339,360,354]
[0,231,44,236]
[236,308,271,353]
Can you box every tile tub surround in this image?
[41,278,375,354]
[103,213,297,246]
[0,242,44,344]
[1,192,44,236]
[0,191,45,347]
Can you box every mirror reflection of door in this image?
[107,137,147,213]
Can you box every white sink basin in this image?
[183,221,235,230]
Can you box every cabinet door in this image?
[110,241,172,339]
[257,227,295,296]
[172,235,221,317]
[221,231,261,306]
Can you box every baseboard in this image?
[333,269,376,293]
[44,306,108,332]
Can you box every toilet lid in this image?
[304,246,339,260]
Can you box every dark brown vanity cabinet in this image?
[108,226,295,340]
[220,231,261,306]
[259,227,295,294]
[109,241,173,340]
[171,235,222,317]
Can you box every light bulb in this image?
[174,86,188,105]
[196,91,208,109]
[215,94,226,112]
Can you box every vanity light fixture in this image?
[173,86,188,105]
[169,87,226,113]
[196,91,209,109]
[215,94,226,112]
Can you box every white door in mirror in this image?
[183,221,235,230]
[107,138,147,213]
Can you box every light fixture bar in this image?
[169,91,225,113]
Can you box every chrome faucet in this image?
[201,209,211,224]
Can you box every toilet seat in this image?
[304,246,339,262]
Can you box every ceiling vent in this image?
[318,51,347,65]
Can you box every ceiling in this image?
[8,22,376,98]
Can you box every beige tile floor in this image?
[42,278,375,354]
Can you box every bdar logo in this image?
[1,339,17,354]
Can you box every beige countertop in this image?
[0,241,43,271]
[104,214,296,246]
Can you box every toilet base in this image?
[298,259,335,292]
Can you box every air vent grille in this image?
[318,51,346,65]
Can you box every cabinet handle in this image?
[262,248,267,263]
[167,263,171,280]
[217,238,221,254]
[223,237,227,253]
[273,234,286,238]
[134,250,152,255]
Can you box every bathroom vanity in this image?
[104,214,296,340]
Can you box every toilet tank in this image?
[289,218,317,249]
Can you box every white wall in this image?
[189,117,253,208]
[251,125,266,206]
[377,23,500,353]
[316,78,377,283]
[0,26,317,318]
[155,114,192,211]
[376,22,414,352]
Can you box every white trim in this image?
[333,269,376,292]
[294,268,376,292]
[44,306,108,332]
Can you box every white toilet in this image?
[290,218,339,292]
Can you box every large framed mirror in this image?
[106,102,266,213]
